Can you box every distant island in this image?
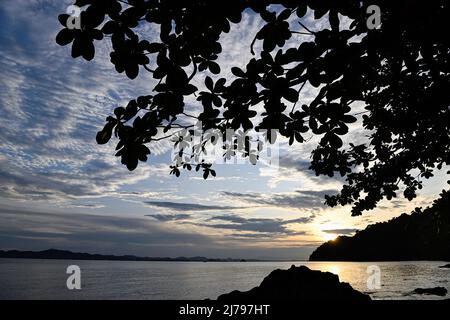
[0,249,262,262]
[310,190,450,261]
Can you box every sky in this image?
[0,0,448,260]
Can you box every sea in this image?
[0,259,448,300]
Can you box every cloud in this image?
[0,1,172,205]
[0,206,212,248]
[144,201,246,212]
[0,206,315,259]
[0,154,161,203]
[322,228,359,235]
[259,154,346,189]
[192,214,314,235]
[146,213,191,222]
[221,189,338,210]
[65,203,106,209]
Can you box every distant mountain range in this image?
[310,190,450,261]
[0,249,260,262]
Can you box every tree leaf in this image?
[56,29,75,46]
[231,67,246,78]
[205,76,214,91]
[208,61,220,74]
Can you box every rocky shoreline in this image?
[217,265,371,301]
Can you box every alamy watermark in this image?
[63,263,380,292]
[65,4,382,31]
[65,5,81,30]
[66,265,81,290]
[170,123,280,169]
[366,5,382,30]
[366,265,381,290]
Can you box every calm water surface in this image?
[0,259,448,300]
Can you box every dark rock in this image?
[413,287,447,296]
[439,264,450,268]
[217,265,370,301]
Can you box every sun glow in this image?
[322,233,338,242]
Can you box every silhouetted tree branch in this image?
[56,0,449,215]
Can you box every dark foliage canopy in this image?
[56,0,450,215]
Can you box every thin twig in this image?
[290,81,307,114]
[250,35,257,56]
[188,57,197,82]
[143,65,155,73]
[291,31,315,35]
[182,112,199,119]
[298,21,315,34]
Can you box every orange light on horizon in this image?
[322,233,338,242]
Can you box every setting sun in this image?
[322,233,338,242]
